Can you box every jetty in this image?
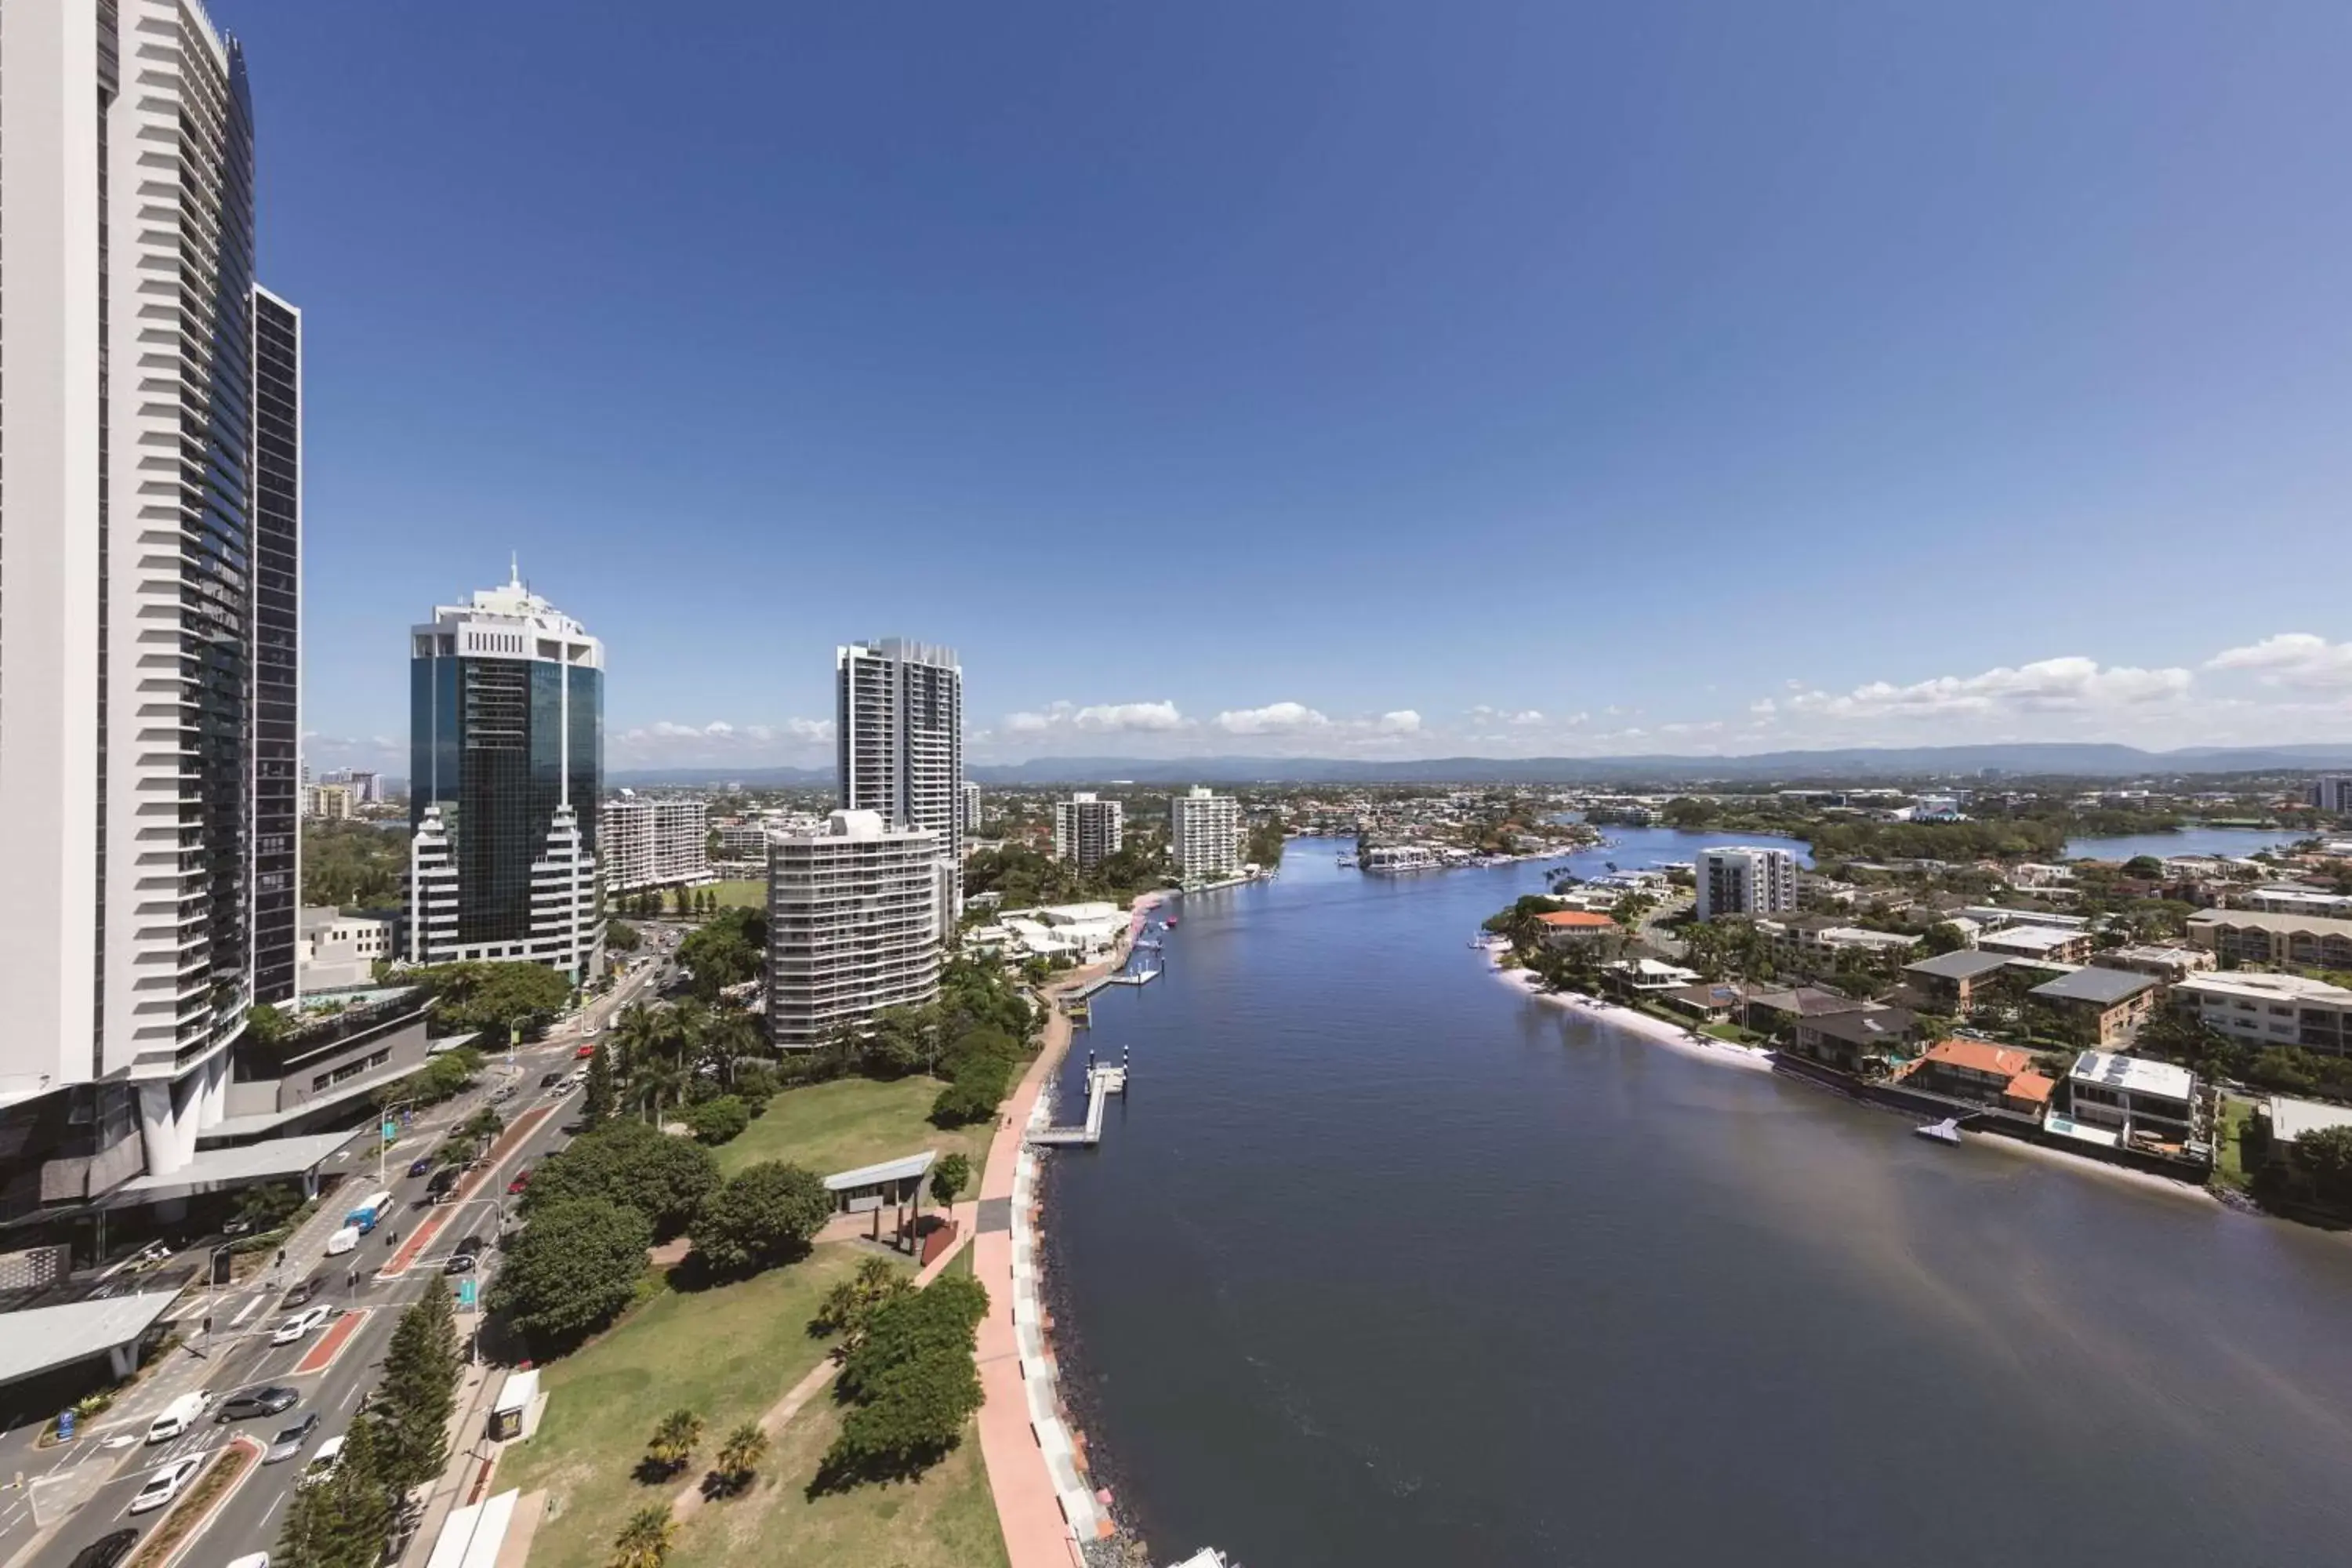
[1032,1051,1129,1146]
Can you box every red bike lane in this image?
[380,1104,554,1278]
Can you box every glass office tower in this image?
[407,568,604,982]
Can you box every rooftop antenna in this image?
[509,550,521,589]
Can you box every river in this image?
[2063,826,2310,862]
[1042,835,2352,1567]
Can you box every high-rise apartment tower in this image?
[1055,793,1125,869]
[837,640,964,935]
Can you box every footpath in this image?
[971,896,1161,1568]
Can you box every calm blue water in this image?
[1044,841,2352,1568]
[2064,826,2310,862]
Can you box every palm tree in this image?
[633,1061,688,1123]
[713,1421,768,1494]
[613,1002,662,1088]
[645,1408,703,1475]
[610,1506,677,1568]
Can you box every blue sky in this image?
[236,0,2352,771]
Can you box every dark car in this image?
[406,1156,434,1178]
[425,1165,462,1202]
[539,1071,564,1088]
[66,1529,138,1568]
[215,1385,299,1422]
[443,1249,476,1275]
[281,1274,326,1309]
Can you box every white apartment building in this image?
[2309,775,2352,815]
[1171,786,1243,880]
[838,639,964,938]
[712,820,777,860]
[2236,886,2352,918]
[767,811,942,1049]
[0,0,302,1197]
[306,784,356,820]
[2173,971,2352,1058]
[604,796,710,892]
[1695,847,1800,920]
[298,909,397,993]
[962,781,984,837]
[1054,793,1125,869]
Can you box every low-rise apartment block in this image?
[2092,945,2214,983]
[1977,925,2094,964]
[2172,971,2352,1058]
[2062,1051,2202,1158]
[2187,909,2352,971]
[604,796,710,892]
[2027,967,2158,1047]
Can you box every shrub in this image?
[684,1096,749,1145]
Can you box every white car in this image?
[128,1454,204,1515]
[297,1435,345,1490]
[323,1224,360,1256]
[223,1555,270,1568]
[270,1305,332,1346]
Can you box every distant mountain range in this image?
[605,742,2352,790]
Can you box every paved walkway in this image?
[971,901,1160,1568]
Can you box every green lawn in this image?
[2215,1094,2257,1193]
[710,880,766,909]
[717,1076,992,1189]
[495,1247,870,1568]
[670,1401,1007,1568]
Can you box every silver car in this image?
[263,1412,320,1464]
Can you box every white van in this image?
[298,1435,346,1490]
[145,1391,208,1444]
[324,1225,361,1256]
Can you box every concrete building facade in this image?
[766,811,942,1049]
[604,796,710,892]
[1696,847,1800,920]
[837,639,964,935]
[1171,786,1242,880]
[1054,793,1125,869]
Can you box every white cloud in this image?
[2208,633,2352,690]
[1780,656,2191,721]
[1375,710,1422,735]
[1468,705,1547,727]
[1215,701,1330,735]
[786,717,836,742]
[1004,699,1187,735]
[1749,698,1777,715]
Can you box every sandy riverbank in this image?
[1490,953,1777,1075]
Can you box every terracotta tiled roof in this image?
[1920,1037,2035,1078]
[2004,1071,2056,1105]
[1538,911,1619,929]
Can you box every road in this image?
[16,1044,591,1568]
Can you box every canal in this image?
[1042,835,2352,1567]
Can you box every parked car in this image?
[298,1436,346,1490]
[64,1530,137,1568]
[263,1413,321,1464]
[506,1168,532,1196]
[491,1083,518,1102]
[539,1072,564,1089]
[281,1274,327,1309]
[129,1454,204,1514]
[214,1386,299,1422]
[406,1156,434,1178]
[271,1305,333,1345]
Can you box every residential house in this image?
[1907,1038,2040,1107]
[1606,959,1700,994]
[1537,910,1621,946]
[2062,1051,2204,1159]
[1661,982,1755,1025]
[1743,985,1871,1038]
[2026,967,2159,1047]
[1791,1006,1918,1073]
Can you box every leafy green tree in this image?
[1923,922,1969,956]
[301,818,408,906]
[690,1161,831,1278]
[583,1039,617,1123]
[488,1199,652,1346]
[644,1408,703,1477]
[1243,818,1287,868]
[2291,1125,2352,1208]
[375,1283,461,1492]
[811,1256,914,1353]
[521,1119,719,1239]
[412,960,572,1036]
[712,1421,768,1495]
[609,1505,677,1568]
[929,1152,972,1207]
[278,1405,397,1568]
[930,1058,1009,1127]
[684,1095,749,1145]
[607,920,643,954]
[819,1274,990,1487]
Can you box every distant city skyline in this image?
[227,2,2352,771]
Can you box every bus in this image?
[344,1190,395,1233]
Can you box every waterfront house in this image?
[1606,958,1700,994]
[1907,1038,2040,1106]
[2027,968,2160,1048]
[1791,1005,1918,1073]
[2063,1051,2204,1160]
[1901,949,2015,1015]
[1743,985,1871,1039]
[2002,1070,2056,1114]
[1537,910,1621,946]
[1662,982,1755,1025]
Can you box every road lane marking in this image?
[229,1294,267,1328]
